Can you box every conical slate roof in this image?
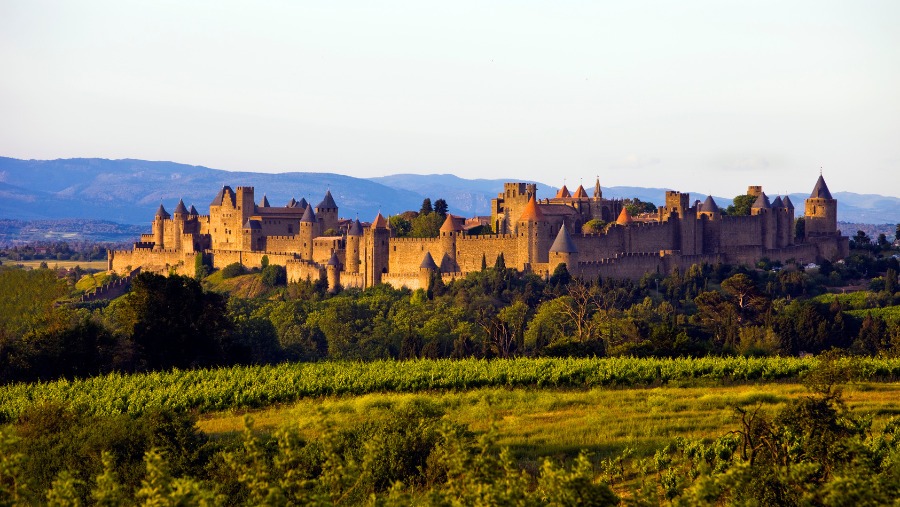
[372,212,388,229]
[549,226,577,253]
[348,219,363,237]
[616,207,633,225]
[211,186,232,206]
[287,197,298,208]
[782,195,795,209]
[555,185,571,198]
[420,251,438,270]
[259,195,270,207]
[173,199,187,215]
[771,195,784,209]
[572,185,588,198]
[300,205,316,223]
[298,197,308,209]
[243,219,261,230]
[316,190,337,210]
[326,252,341,267]
[702,195,719,213]
[155,204,171,219]
[751,192,771,209]
[519,195,545,222]
[810,175,833,200]
[188,205,198,215]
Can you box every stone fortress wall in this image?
[110,175,849,293]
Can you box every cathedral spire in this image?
[593,177,602,199]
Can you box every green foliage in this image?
[623,197,657,215]
[433,198,448,219]
[724,193,756,216]
[259,264,286,287]
[3,356,900,422]
[581,219,607,234]
[194,253,210,280]
[219,262,245,279]
[419,198,433,215]
[388,215,412,237]
[121,272,232,370]
[410,212,443,238]
[0,269,67,340]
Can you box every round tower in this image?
[172,199,187,251]
[804,174,837,238]
[326,252,341,293]
[153,204,170,251]
[419,251,439,291]
[516,195,549,270]
[315,190,339,234]
[548,224,578,276]
[365,213,391,287]
[750,192,776,250]
[439,214,463,272]
[346,218,363,273]
[299,205,316,261]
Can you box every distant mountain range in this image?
[1,158,897,235]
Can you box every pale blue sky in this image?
[1,0,898,197]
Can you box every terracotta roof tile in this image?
[519,195,546,222]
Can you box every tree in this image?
[193,253,209,280]
[623,198,656,215]
[581,219,607,234]
[260,264,286,287]
[494,253,506,270]
[434,198,448,219]
[721,273,764,320]
[725,193,756,216]
[420,198,433,215]
[410,213,443,238]
[389,215,412,237]
[122,273,232,370]
[852,230,871,250]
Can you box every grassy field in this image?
[6,259,108,270]
[197,382,900,465]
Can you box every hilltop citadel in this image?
[109,175,849,290]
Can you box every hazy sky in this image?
[1,0,898,198]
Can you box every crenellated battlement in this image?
[114,176,849,285]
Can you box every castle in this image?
[108,175,849,291]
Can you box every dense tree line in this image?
[2,240,899,384]
[0,240,119,262]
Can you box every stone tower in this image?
[299,205,316,261]
[751,192,776,250]
[419,251,439,290]
[315,191,339,234]
[549,225,578,276]
[326,252,341,293]
[345,218,363,273]
[153,204,170,251]
[365,213,390,287]
[804,175,838,238]
[439,215,463,272]
[172,199,187,251]
[516,195,549,270]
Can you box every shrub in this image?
[260,264,286,287]
[220,263,245,279]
